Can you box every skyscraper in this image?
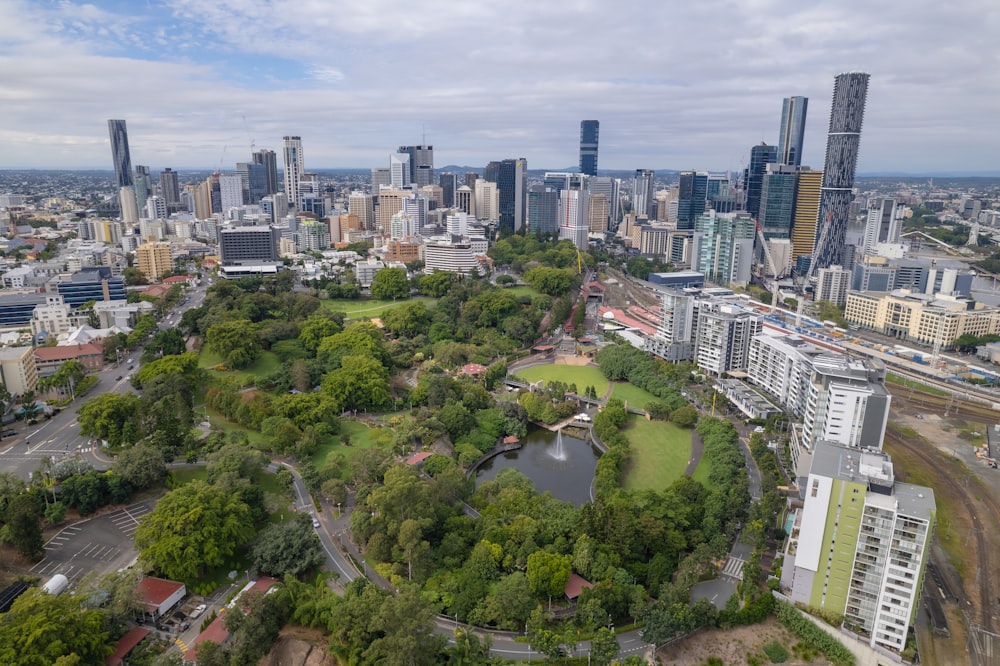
[777,97,808,167]
[107,119,134,189]
[439,172,457,207]
[282,136,305,210]
[253,149,279,195]
[814,72,870,270]
[676,171,708,231]
[158,168,181,213]
[744,143,777,219]
[399,145,434,186]
[497,158,527,235]
[791,168,823,264]
[134,165,152,213]
[390,152,411,188]
[632,169,655,219]
[579,120,599,176]
[863,198,901,255]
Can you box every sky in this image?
[0,0,998,174]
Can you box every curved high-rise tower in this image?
[107,119,134,189]
[777,96,808,167]
[813,72,869,270]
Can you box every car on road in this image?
[311,515,320,528]
[189,603,207,619]
[115,375,122,381]
[1,430,16,438]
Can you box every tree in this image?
[0,590,113,665]
[524,266,573,296]
[419,270,455,297]
[123,266,148,286]
[142,328,187,362]
[527,550,572,599]
[206,320,262,369]
[669,405,699,428]
[370,267,410,300]
[250,515,325,578]
[589,627,619,665]
[322,354,391,411]
[134,480,255,583]
[77,393,141,447]
[205,443,267,483]
[50,360,87,399]
[382,301,431,337]
[2,492,43,558]
[113,443,166,490]
[298,314,342,352]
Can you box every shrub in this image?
[762,640,789,663]
[775,600,854,666]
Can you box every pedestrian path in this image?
[174,637,189,653]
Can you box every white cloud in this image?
[0,0,996,171]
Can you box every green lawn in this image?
[621,416,693,492]
[610,382,659,410]
[320,297,436,320]
[691,453,714,485]
[311,419,386,471]
[198,349,283,384]
[514,364,609,396]
[504,285,540,299]
[204,407,268,447]
[886,372,950,397]
[170,466,208,486]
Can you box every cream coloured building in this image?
[844,289,1000,349]
[136,242,174,281]
[0,345,39,395]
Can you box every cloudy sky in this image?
[1,0,997,173]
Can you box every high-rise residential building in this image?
[136,242,174,281]
[744,143,777,219]
[695,300,762,376]
[676,171,708,230]
[558,186,590,250]
[375,188,408,233]
[253,149,279,195]
[145,195,167,221]
[474,180,498,221]
[119,187,139,225]
[645,287,697,362]
[283,136,305,210]
[219,226,281,263]
[390,152,411,188]
[497,158,527,234]
[528,185,559,237]
[398,145,433,186]
[237,161,269,204]
[691,210,756,286]
[371,168,392,202]
[632,169,655,219]
[107,119,134,189]
[801,354,891,450]
[786,440,933,654]
[348,191,374,230]
[589,194,609,233]
[579,120,599,176]
[814,72,870,270]
[402,195,428,233]
[589,176,620,223]
[439,172,457,207]
[791,168,823,270]
[863,198,902,255]
[814,265,851,306]
[158,168,181,213]
[0,345,39,396]
[134,165,152,213]
[777,96,808,167]
[219,174,245,213]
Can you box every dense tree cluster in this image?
[596,344,692,410]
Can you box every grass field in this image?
[310,419,386,471]
[691,452,713,485]
[205,407,268,447]
[198,349,283,384]
[504,285,540,299]
[610,382,659,409]
[621,416,693,492]
[170,466,208,486]
[515,364,609,396]
[320,297,436,320]
[886,372,950,396]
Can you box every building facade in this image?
[844,290,1000,348]
[777,96,808,167]
[282,136,304,210]
[579,120,599,176]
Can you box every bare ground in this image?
[260,627,336,666]
[657,618,831,666]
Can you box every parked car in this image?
[189,603,207,619]
[1,430,16,438]
[311,515,320,528]
[115,376,122,381]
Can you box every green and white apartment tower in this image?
[783,440,934,655]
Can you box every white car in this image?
[189,603,207,619]
[311,515,320,528]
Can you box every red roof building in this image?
[107,627,150,666]
[135,577,186,619]
[564,573,594,600]
[140,284,171,299]
[184,577,280,663]
[407,451,433,465]
[33,342,105,376]
[502,436,520,445]
[459,363,488,376]
[163,275,196,285]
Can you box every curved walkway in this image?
[684,432,705,477]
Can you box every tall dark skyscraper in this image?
[814,72,870,270]
[676,171,708,230]
[579,120,599,176]
[107,119,134,189]
[496,158,527,235]
[744,143,777,219]
[528,185,559,236]
[134,165,152,212]
[158,168,181,213]
[253,149,279,195]
[439,172,457,207]
[777,96,808,167]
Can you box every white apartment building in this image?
[746,331,825,418]
[644,286,697,362]
[424,238,481,276]
[30,295,83,340]
[694,300,762,376]
[800,354,890,452]
[814,265,851,306]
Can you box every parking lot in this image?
[30,499,154,585]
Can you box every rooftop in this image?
[136,576,185,606]
[107,627,150,666]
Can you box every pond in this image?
[474,427,600,506]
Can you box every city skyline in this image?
[0,0,997,173]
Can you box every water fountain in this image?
[551,428,567,462]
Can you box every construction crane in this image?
[803,208,835,287]
[754,218,780,313]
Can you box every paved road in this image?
[0,281,209,481]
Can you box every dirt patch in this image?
[553,355,592,366]
[658,618,830,665]
[260,627,336,666]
